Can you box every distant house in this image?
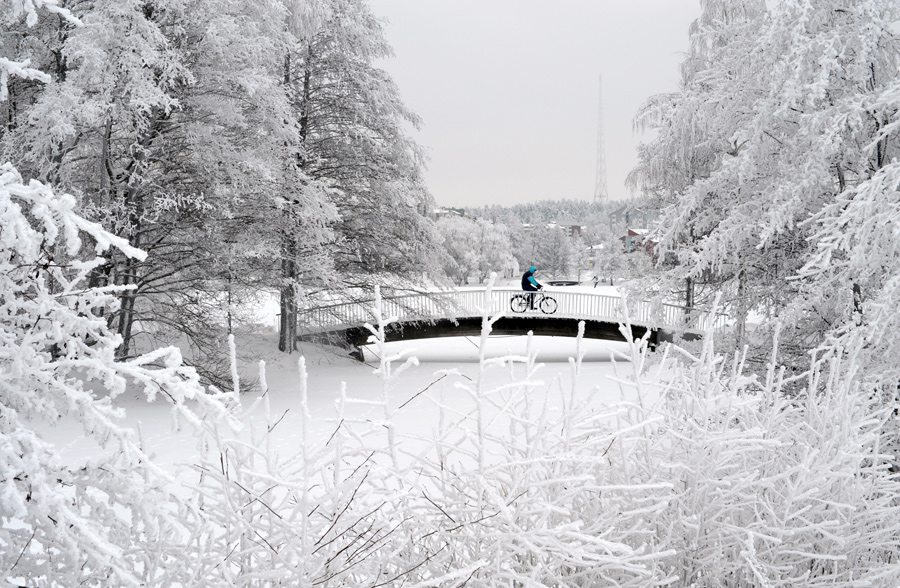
[609,204,659,257]
[520,219,583,238]
[556,217,583,238]
[609,205,655,230]
[619,228,657,255]
[434,206,467,220]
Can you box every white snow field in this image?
[36,328,640,475]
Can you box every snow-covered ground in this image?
[37,329,640,477]
[35,276,646,502]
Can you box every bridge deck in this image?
[300,287,723,341]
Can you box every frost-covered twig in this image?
[0,1,82,100]
[362,284,419,470]
[0,162,229,587]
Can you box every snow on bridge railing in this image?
[299,287,726,335]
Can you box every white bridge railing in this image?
[300,287,726,334]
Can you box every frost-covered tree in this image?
[530,224,576,279]
[0,0,338,367]
[0,163,230,587]
[786,5,900,391]
[287,0,437,284]
[587,230,624,284]
[435,214,480,285]
[0,1,199,358]
[0,0,79,102]
[2,0,201,361]
[628,0,771,330]
[434,216,515,285]
[474,218,515,283]
[271,0,439,350]
[187,0,339,357]
[631,0,900,378]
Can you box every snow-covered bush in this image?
[182,289,476,587]
[627,336,900,586]
[0,163,231,587]
[187,283,900,587]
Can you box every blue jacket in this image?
[522,266,540,291]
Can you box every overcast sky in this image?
[367,0,701,208]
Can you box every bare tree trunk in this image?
[279,219,298,353]
[278,267,297,352]
[114,184,144,359]
[683,276,694,327]
[734,271,748,351]
[116,255,139,358]
[278,45,312,354]
[111,113,156,358]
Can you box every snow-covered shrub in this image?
[409,321,900,587]
[0,163,230,587]
[390,288,673,587]
[183,281,670,586]
[183,298,477,587]
[182,279,900,587]
[626,335,900,587]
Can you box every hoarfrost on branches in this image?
[630,0,900,384]
[0,0,80,99]
[0,163,231,587]
[176,280,900,587]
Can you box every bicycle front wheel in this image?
[539,295,558,315]
[510,294,529,313]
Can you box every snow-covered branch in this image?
[0,0,82,100]
[0,162,227,586]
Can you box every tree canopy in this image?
[0,0,436,365]
[631,0,900,385]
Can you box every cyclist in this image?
[521,265,543,309]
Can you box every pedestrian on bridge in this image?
[521,265,543,310]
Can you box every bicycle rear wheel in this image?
[539,295,558,315]
[510,294,529,313]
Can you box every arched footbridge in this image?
[298,288,726,360]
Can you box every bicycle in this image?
[510,290,558,314]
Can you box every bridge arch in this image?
[298,287,722,359]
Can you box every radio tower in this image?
[593,75,609,203]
